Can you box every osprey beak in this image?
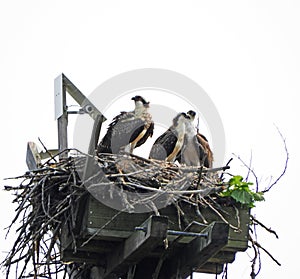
[144,101,150,108]
[131,96,150,107]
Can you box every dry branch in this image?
[1,148,283,279]
[1,151,229,279]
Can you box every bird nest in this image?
[1,150,279,278]
[80,152,228,214]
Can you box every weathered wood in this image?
[208,251,236,263]
[26,142,41,170]
[173,221,207,244]
[100,215,168,279]
[194,263,224,274]
[61,194,250,276]
[159,201,250,252]
[85,197,151,240]
[160,222,229,279]
[61,250,106,265]
[82,114,106,184]
[57,106,68,159]
[85,196,249,251]
[88,114,105,154]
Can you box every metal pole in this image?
[54,74,68,159]
[54,73,106,160]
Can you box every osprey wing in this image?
[149,129,178,161]
[135,121,154,148]
[97,111,148,154]
[196,134,214,168]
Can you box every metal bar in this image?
[54,73,107,161]
[62,74,106,122]
[135,227,208,238]
[167,230,208,238]
[135,227,147,232]
[55,74,68,159]
[102,216,168,279]
[161,222,229,279]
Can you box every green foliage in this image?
[220,175,264,208]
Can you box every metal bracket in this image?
[135,227,208,238]
[160,221,229,278]
[101,215,169,279]
[54,73,106,159]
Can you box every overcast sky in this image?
[1,1,299,278]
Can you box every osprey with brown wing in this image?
[149,113,189,162]
[177,110,213,168]
[97,96,154,154]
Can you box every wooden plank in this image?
[160,201,250,252]
[208,251,236,263]
[82,114,105,183]
[223,206,250,252]
[61,250,106,265]
[100,215,168,279]
[175,221,207,244]
[88,114,104,154]
[26,142,41,170]
[86,228,132,239]
[194,262,224,274]
[66,195,250,271]
[86,196,150,238]
[160,222,229,279]
[85,195,249,249]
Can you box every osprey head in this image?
[173,112,189,126]
[187,110,196,121]
[131,95,150,108]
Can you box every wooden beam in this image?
[100,215,168,279]
[160,221,229,279]
[26,142,41,170]
[194,262,224,274]
[57,113,68,159]
[61,250,106,265]
[208,251,236,264]
[82,114,105,182]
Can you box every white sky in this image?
[1,0,299,278]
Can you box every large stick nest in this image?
[0,151,235,278]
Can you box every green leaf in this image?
[229,175,243,186]
[252,192,265,202]
[230,189,253,205]
[220,175,265,208]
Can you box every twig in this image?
[251,215,279,239]
[249,235,281,266]
[38,137,58,163]
[263,125,289,193]
[220,158,233,180]
[200,198,240,231]
[233,153,259,192]
[2,149,280,279]
[246,151,253,183]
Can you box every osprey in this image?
[177,110,213,168]
[149,112,189,162]
[97,96,154,154]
